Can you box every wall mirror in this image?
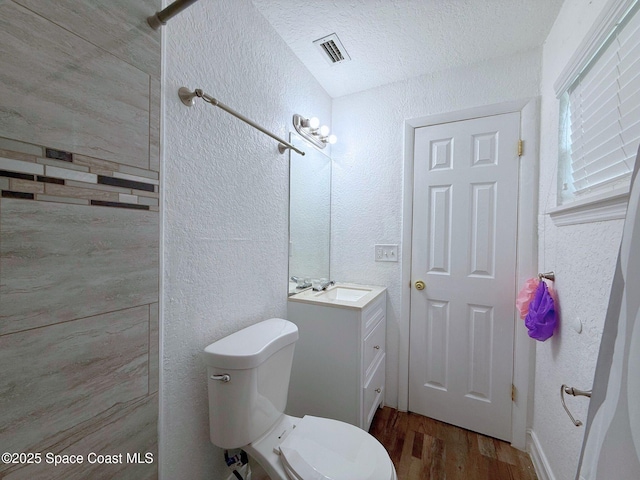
[288,133,331,295]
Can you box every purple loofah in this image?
[524,280,557,341]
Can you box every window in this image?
[558,0,640,206]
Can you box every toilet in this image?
[204,318,397,480]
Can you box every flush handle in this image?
[414,280,426,290]
[211,374,231,383]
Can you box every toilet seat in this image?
[278,416,395,480]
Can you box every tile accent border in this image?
[0,139,159,211]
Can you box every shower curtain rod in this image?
[147,0,199,30]
[178,88,305,156]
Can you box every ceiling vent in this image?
[313,33,351,65]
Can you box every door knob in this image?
[414,280,426,290]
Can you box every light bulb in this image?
[308,117,320,129]
[327,134,337,144]
[319,125,330,136]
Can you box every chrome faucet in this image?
[313,280,335,291]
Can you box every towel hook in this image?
[538,271,555,282]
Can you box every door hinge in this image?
[517,139,523,157]
[511,384,516,402]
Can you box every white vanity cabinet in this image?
[286,284,387,431]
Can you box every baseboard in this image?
[527,429,556,480]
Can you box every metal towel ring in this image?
[560,384,592,426]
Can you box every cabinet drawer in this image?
[363,319,385,380]
[362,294,385,337]
[363,354,385,431]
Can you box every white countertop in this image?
[288,282,386,310]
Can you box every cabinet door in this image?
[363,319,385,380]
[287,302,360,426]
[363,355,385,430]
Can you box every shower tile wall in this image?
[0,1,161,479]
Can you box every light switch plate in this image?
[375,244,398,262]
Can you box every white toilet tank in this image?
[203,318,299,449]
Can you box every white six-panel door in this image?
[408,112,520,441]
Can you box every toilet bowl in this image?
[246,414,396,480]
[204,318,397,480]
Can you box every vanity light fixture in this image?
[293,114,337,149]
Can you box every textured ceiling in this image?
[251,0,564,98]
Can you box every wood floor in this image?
[370,407,537,480]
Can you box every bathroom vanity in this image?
[286,283,387,431]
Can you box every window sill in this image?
[548,188,629,226]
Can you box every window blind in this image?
[568,3,640,196]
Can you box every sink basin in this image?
[319,286,371,302]
[289,282,386,309]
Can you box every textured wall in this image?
[330,49,542,410]
[534,1,626,478]
[162,0,331,478]
[0,1,161,479]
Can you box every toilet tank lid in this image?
[204,318,298,370]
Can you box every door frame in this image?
[399,98,540,449]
